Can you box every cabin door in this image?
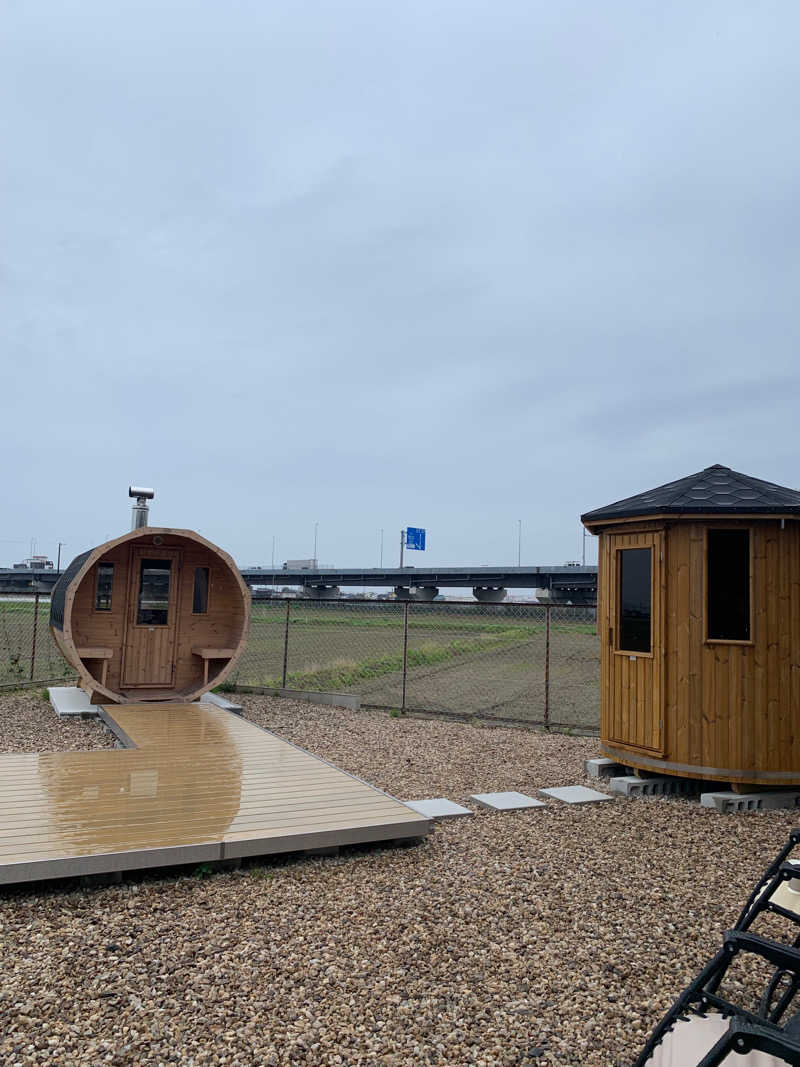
[121,548,182,688]
[604,530,665,755]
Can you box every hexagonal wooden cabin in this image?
[50,527,250,704]
[582,465,800,787]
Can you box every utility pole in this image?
[271,536,275,569]
[379,529,384,568]
[399,529,405,569]
[313,522,318,566]
[517,519,522,567]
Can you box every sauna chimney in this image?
[129,486,154,530]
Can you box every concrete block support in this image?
[700,791,800,813]
[585,757,627,779]
[610,775,701,797]
[472,586,507,603]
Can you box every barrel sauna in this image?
[50,526,250,704]
[582,464,800,787]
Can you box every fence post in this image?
[281,599,291,688]
[30,592,40,682]
[544,604,551,729]
[401,601,409,713]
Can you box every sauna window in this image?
[137,558,171,625]
[192,567,209,614]
[95,564,113,611]
[707,530,750,641]
[617,547,652,653]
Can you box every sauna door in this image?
[604,531,665,755]
[121,548,182,688]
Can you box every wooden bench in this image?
[191,648,235,687]
[76,647,113,687]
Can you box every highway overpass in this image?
[0,564,598,603]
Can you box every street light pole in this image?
[517,519,522,567]
[399,529,405,569]
[379,529,384,568]
[313,522,318,566]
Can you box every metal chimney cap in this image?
[129,486,154,499]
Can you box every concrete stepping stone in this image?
[538,785,613,805]
[49,686,96,718]
[404,798,473,820]
[470,791,545,811]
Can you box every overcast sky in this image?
[2,1,799,573]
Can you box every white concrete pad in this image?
[404,798,473,820]
[538,785,613,805]
[49,686,96,718]
[470,791,545,811]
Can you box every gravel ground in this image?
[0,689,115,753]
[0,691,797,1066]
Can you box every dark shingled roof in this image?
[581,465,800,523]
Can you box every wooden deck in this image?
[0,703,430,885]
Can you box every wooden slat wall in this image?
[71,546,130,693]
[604,517,800,782]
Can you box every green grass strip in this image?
[246,628,533,691]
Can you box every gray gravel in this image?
[0,691,797,1066]
[0,689,114,753]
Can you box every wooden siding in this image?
[0,704,430,885]
[599,518,800,784]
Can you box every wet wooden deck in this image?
[0,703,430,885]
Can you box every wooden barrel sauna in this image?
[582,464,800,787]
[50,527,250,704]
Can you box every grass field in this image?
[0,597,600,729]
[235,601,600,729]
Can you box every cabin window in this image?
[617,547,652,653]
[707,530,750,641]
[95,563,114,611]
[192,567,209,614]
[137,558,172,625]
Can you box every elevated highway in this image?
[0,564,598,603]
[241,564,597,603]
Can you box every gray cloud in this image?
[2,0,799,571]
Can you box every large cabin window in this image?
[192,567,209,614]
[95,563,114,611]
[707,529,750,641]
[617,547,652,653]
[137,558,172,625]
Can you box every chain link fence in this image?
[235,598,599,732]
[0,594,600,732]
[0,595,76,687]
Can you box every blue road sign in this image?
[405,527,426,551]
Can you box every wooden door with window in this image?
[121,548,182,688]
[603,530,665,755]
